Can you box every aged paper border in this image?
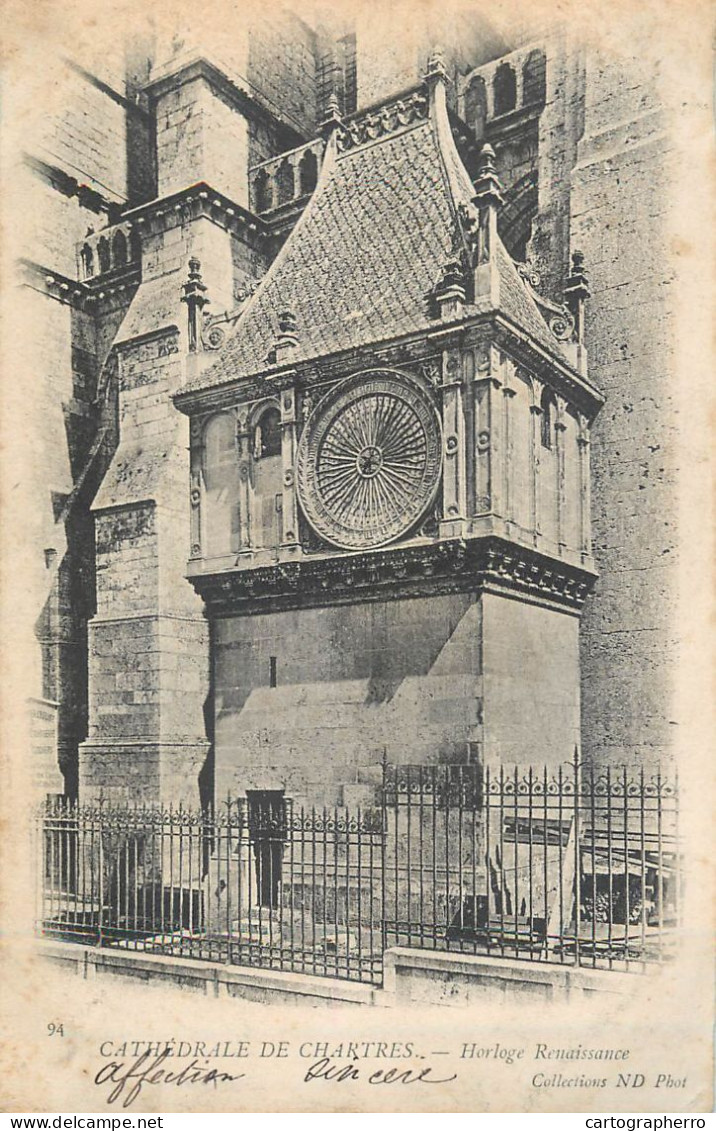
[0,0,714,1113]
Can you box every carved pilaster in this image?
[235,409,253,557]
[501,360,517,528]
[473,343,504,518]
[439,346,467,538]
[555,396,569,551]
[577,414,592,561]
[528,375,544,545]
[279,382,299,550]
[189,417,204,560]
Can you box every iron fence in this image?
[382,757,681,971]
[38,757,681,985]
[39,795,384,984]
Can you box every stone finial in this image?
[180,257,210,352]
[566,250,589,298]
[278,310,298,336]
[319,91,343,138]
[473,143,503,208]
[565,250,589,345]
[434,258,466,321]
[425,46,449,85]
[274,309,299,362]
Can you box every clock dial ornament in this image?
[296,371,442,550]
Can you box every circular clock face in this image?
[296,371,442,551]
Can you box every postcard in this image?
[0,0,713,1114]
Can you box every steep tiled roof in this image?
[180,104,567,396]
[495,242,565,355]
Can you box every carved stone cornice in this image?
[122,182,269,250]
[18,260,91,308]
[337,87,428,153]
[174,308,603,421]
[18,259,138,315]
[190,535,597,618]
[489,316,603,418]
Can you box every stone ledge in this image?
[383,947,638,1005]
[36,939,385,1008]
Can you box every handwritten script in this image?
[94,1050,245,1108]
[304,1057,458,1086]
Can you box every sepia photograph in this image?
[0,0,713,1115]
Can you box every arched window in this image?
[298,149,318,196]
[97,236,111,274]
[252,406,283,550]
[464,75,487,137]
[202,413,240,557]
[522,49,546,107]
[80,243,94,278]
[254,407,281,459]
[254,169,272,213]
[276,158,294,206]
[112,229,127,268]
[129,227,142,263]
[541,388,556,450]
[493,63,517,116]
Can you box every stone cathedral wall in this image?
[20,13,680,800]
[568,43,678,770]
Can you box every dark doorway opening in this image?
[246,790,287,908]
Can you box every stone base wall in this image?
[213,590,581,805]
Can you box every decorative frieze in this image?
[191,535,596,617]
[337,89,428,153]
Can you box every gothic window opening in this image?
[493,63,517,116]
[299,149,318,196]
[269,656,277,688]
[522,49,547,107]
[253,406,283,549]
[254,407,281,459]
[129,227,142,263]
[80,243,94,278]
[97,236,111,274]
[254,168,272,213]
[541,389,556,450]
[465,75,487,139]
[112,229,127,268]
[276,158,294,206]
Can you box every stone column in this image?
[189,416,204,562]
[501,386,517,529]
[235,409,253,561]
[439,344,467,538]
[528,375,544,546]
[577,413,592,562]
[279,380,300,553]
[475,343,506,521]
[555,396,569,552]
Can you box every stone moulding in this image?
[174,314,604,421]
[190,535,597,617]
[337,87,429,153]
